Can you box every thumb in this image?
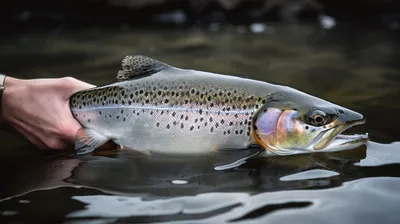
[61,77,96,98]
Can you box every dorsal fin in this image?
[116,55,169,81]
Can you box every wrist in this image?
[0,76,25,122]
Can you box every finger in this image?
[59,118,81,143]
[12,124,47,149]
[12,116,66,150]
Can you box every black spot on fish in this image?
[235,114,238,118]
[109,114,112,118]
[209,117,213,122]
[139,90,144,94]
[173,121,177,126]
[228,130,231,134]
[200,117,204,122]
[215,123,219,128]
[305,126,309,130]
[223,131,226,135]
[191,89,196,94]
[235,130,239,135]
[195,118,198,123]
[221,119,225,124]
[158,91,162,96]
[190,126,194,131]
[116,116,120,119]
[150,111,154,115]
[211,127,214,132]
[172,112,176,117]
[229,122,233,126]
[181,123,184,129]
[156,122,160,127]
[166,124,170,129]
[121,110,124,114]
[87,119,91,123]
[185,116,189,121]
[262,99,266,104]
[240,122,243,126]
[123,118,126,122]
[145,99,150,103]
[210,103,214,107]
[339,109,344,114]
[240,130,243,134]
[161,111,164,115]
[197,125,200,129]
[207,96,212,101]
[234,90,237,94]
[219,91,223,96]
[165,99,169,104]
[205,122,208,126]
[247,132,250,136]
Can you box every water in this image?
[0,24,399,223]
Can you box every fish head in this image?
[253,88,368,155]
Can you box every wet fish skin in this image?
[70,63,280,155]
[70,55,367,161]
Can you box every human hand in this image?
[1,77,95,150]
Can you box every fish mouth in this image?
[313,119,369,152]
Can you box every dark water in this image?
[0,24,400,223]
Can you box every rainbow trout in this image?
[70,55,368,169]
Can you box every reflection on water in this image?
[0,24,399,223]
[1,141,400,223]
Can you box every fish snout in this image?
[338,108,365,124]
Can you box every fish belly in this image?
[73,107,252,155]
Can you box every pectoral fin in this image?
[75,128,110,155]
[213,148,262,171]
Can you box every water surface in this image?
[0,24,399,223]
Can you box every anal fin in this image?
[213,148,262,171]
[75,128,110,155]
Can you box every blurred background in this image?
[0,0,399,154]
[1,3,400,223]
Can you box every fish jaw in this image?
[312,118,369,152]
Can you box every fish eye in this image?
[309,110,329,126]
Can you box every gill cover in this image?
[253,107,303,155]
